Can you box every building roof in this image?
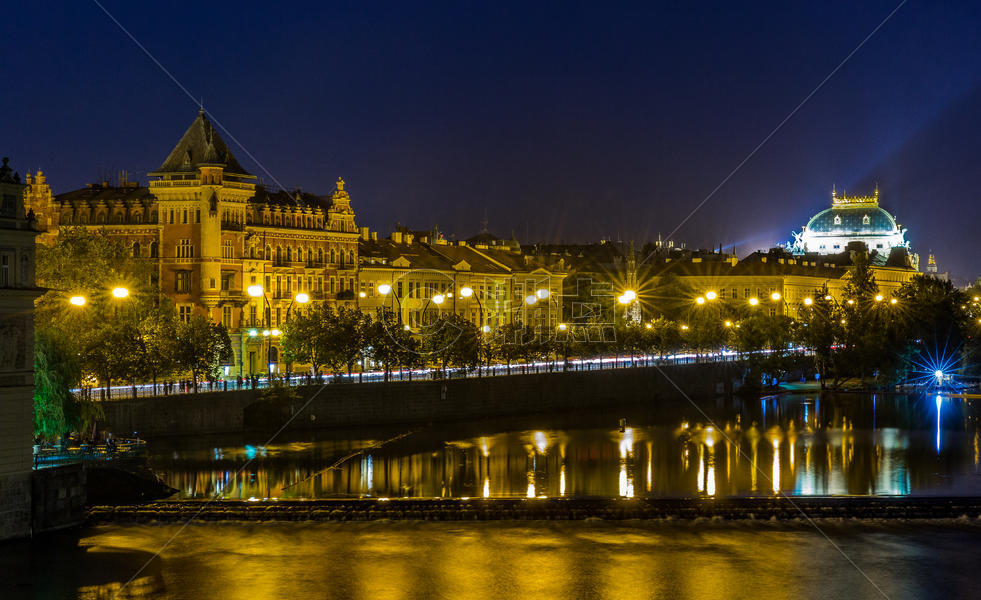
[805,204,899,235]
[253,187,332,212]
[55,184,155,206]
[153,111,252,177]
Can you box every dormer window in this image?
[862,214,870,225]
[833,215,841,226]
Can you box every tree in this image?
[33,328,101,440]
[173,315,233,390]
[366,311,417,381]
[423,314,480,374]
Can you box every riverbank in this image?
[87,496,981,523]
[98,361,747,438]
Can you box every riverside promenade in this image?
[96,359,751,438]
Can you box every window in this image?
[175,270,191,293]
[177,239,193,258]
[183,210,188,224]
[169,210,174,224]
[0,254,9,287]
[862,214,871,226]
[196,209,201,223]
[150,242,159,258]
[265,275,270,291]
[330,277,335,293]
[744,288,750,298]
[1,194,16,217]
[222,306,232,328]
[330,249,336,264]
[132,241,140,258]
[221,272,233,291]
[222,240,233,259]
[275,307,281,326]
[317,248,323,264]
[97,213,106,224]
[250,305,257,326]
[20,254,30,286]
[833,215,841,225]
[134,212,143,224]
[276,276,281,295]
[317,277,323,292]
[178,305,192,323]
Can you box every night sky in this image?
[3,1,980,281]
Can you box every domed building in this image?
[790,187,908,255]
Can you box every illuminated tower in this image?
[147,110,256,321]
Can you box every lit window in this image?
[833,215,841,225]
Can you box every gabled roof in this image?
[253,187,332,211]
[153,111,252,176]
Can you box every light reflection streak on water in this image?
[936,395,943,454]
[150,393,978,500]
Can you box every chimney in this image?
[405,233,414,244]
[359,226,370,240]
[392,231,403,243]
[371,231,378,241]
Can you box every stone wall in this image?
[99,362,744,439]
[32,463,86,534]
[0,471,31,539]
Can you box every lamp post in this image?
[460,286,489,374]
[377,283,404,326]
[248,284,274,381]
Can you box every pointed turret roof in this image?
[153,110,253,176]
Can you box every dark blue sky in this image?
[3,1,980,281]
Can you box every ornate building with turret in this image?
[26,111,360,376]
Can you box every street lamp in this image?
[803,297,813,306]
[111,287,129,299]
[770,291,781,302]
[748,297,759,306]
[695,296,706,305]
[286,292,310,322]
[377,283,404,326]
[460,286,486,334]
[69,295,86,306]
[705,291,717,301]
[874,294,884,302]
[248,284,274,379]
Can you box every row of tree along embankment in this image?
[87,496,981,523]
[98,362,746,438]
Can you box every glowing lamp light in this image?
[403,324,411,331]
[617,294,629,305]
[262,330,271,337]
[695,296,706,305]
[481,325,491,333]
[874,294,884,302]
[622,290,637,302]
[248,329,258,337]
[803,297,813,306]
[680,324,689,331]
[271,329,281,337]
[974,296,980,302]
[460,286,474,298]
[557,323,568,331]
[268,363,276,373]
[770,291,782,301]
[705,291,717,301]
[890,298,898,305]
[748,297,759,306]
[536,288,550,299]
[358,291,366,298]
[69,295,86,306]
[247,284,264,297]
[645,323,652,329]
[847,299,855,305]
[295,292,310,304]
[824,295,832,301]
[525,295,537,305]
[111,287,129,299]
[377,283,392,295]
[432,294,445,305]
[724,320,732,327]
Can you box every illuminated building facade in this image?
[24,112,360,376]
[0,157,41,540]
[358,228,565,332]
[790,187,909,256]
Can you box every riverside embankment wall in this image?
[99,362,745,438]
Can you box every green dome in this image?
[805,205,898,235]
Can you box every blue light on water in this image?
[245,444,257,460]
[935,395,942,454]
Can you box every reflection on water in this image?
[148,393,981,500]
[6,521,981,600]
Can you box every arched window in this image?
[97,213,106,224]
[349,250,355,265]
[862,214,871,226]
[150,211,157,223]
[276,246,283,263]
[297,247,303,262]
[133,212,143,224]
[286,246,292,262]
[80,213,89,224]
[112,213,122,224]
[833,215,841,226]
[132,241,141,258]
[62,213,73,225]
[330,249,336,264]
[317,248,324,264]
[150,241,158,258]
[265,245,271,260]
